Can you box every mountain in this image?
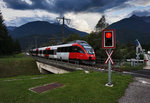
[9,21,87,38]
[108,15,150,44]
[7,26,17,31]
[8,21,88,50]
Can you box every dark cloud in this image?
[5,16,56,26]
[130,10,150,16]
[4,0,130,14]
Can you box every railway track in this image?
[32,56,123,73]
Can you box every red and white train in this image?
[29,40,96,64]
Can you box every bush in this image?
[120,63,144,71]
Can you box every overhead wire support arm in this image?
[56,17,71,43]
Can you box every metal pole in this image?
[56,17,71,43]
[105,49,113,87]
[62,17,65,42]
[34,36,37,48]
[108,49,111,85]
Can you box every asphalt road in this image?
[131,69,150,78]
[119,77,150,103]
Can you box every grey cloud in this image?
[4,16,56,26]
[4,0,130,14]
[131,10,150,16]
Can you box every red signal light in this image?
[106,32,112,38]
[102,29,115,49]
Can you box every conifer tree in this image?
[0,10,21,55]
[95,15,109,33]
[14,39,21,53]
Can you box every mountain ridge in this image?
[8,21,88,38]
[8,21,88,50]
[108,15,150,44]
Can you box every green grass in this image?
[0,71,132,103]
[0,53,40,78]
[0,53,133,103]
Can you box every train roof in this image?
[31,40,89,50]
[68,40,88,44]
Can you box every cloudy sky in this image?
[0,0,150,33]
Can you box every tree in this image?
[95,15,109,33]
[14,39,21,53]
[0,11,8,55]
[64,33,81,43]
[0,10,21,55]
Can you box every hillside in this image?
[0,53,40,78]
[108,15,150,44]
[8,21,88,50]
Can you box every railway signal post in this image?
[102,29,115,87]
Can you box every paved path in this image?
[119,54,150,103]
[119,77,150,103]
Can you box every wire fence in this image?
[96,58,124,66]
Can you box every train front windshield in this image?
[83,45,94,55]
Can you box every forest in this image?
[0,11,21,56]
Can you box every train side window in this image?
[62,47,65,52]
[66,47,69,52]
[72,46,78,52]
[43,50,46,54]
[64,47,68,52]
[57,48,61,52]
[47,50,50,54]
[47,50,54,54]
[61,47,67,52]
[54,50,57,55]
[71,46,74,52]
[68,46,72,52]
[58,47,72,52]
[64,47,67,52]
[60,47,63,52]
[51,50,54,54]
[77,47,85,53]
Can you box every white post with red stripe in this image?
[105,49,114,87]
[105,50,114,65]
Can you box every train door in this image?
[36,48,38,56]
[72,46,78,59]
[57,47,69,60]
[45,48,50,58]
[77,46,85,60]
[62,47,69,60]
[53,49,57,59]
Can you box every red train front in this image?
[69,41,96,64]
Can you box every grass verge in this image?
[0,71,132,103]
[120,63,144,71]
[0,53,40,78]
